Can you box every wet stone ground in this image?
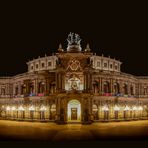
[0,120,148,141]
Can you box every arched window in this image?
[113,82,120,94]
[93,81,99,93]
[123,84,128,95]
[21,84,26,94]
[1,87,5,95]
[144,87,147,95]
[38,82,45,93]
[103,81,110,93]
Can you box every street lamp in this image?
[114,105,120,120]
[124,105,130,119]
[18,106,25,119]
[137,106,143,118]
[29,105,35,120]
[132,106,137,119]
[6,106,11,118]
[11,106,16,118]
[102,105,109,120]
[40,105,47,120]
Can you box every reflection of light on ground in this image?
[1,120,148,140]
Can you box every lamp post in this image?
[102,105,109,120]
[40,105,47,120]
[124,105,130,119]
[0,105,5,118]
[114,105,120,120]
[137,106,143,119]
[132,106,137,119]
[6,106,11,118]
[11,106,16,119]
[29,105,35,120]
[18,106,25,119]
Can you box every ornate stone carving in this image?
[67,32,82,52]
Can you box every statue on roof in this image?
[67,32,81,45]
[67,32,82,52]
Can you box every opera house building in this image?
[0,33,148,124]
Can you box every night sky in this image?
[0,1,148,76]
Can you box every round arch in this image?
[67,99,81,121]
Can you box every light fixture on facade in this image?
[92,105,98,112]
[40,105,47,111]
[11,106,16,111]
[41,82,45,85]
[124,105,130,111]
[92,108,98,112]
[6,106,11,111]
[114,105,120,111]
[102,105,109,111]
[132,106,137,111]
[137,106,143,111]
[50,108,56,112]
[29,105,35,111]
[18,106,25,111]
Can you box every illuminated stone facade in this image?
[0,33,148,123]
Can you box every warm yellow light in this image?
[114,105,120,111]
[137,106,143,111]
[93,108,98,111]
[6,106,11,111]
[67,100,81,121]
[124,105,130,111]
[18,106,25,111]
[11,106,16,111]
[29,105,35,111]
[132,106,137,111]
[102,105,109,111]
[40,105,47,111]
[51,108,56,111]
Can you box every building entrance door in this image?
[71,108,77,120]
[67,99,81,121]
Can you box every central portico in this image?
[67,99,81,122]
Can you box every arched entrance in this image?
[67,99,81,121]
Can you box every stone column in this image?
[119,81,123,94]
[61,73,65,91]
[99,77,102,94]
[56,73,59,92]
[127,83,130,95]
[110,78,113,94]
[89,73,93,92]
[102,78,104,94]
[83,73,86,92]
[86,73,88,92]
[18,82,21,95]
[46,78,50,95]
[13,83,15,95]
